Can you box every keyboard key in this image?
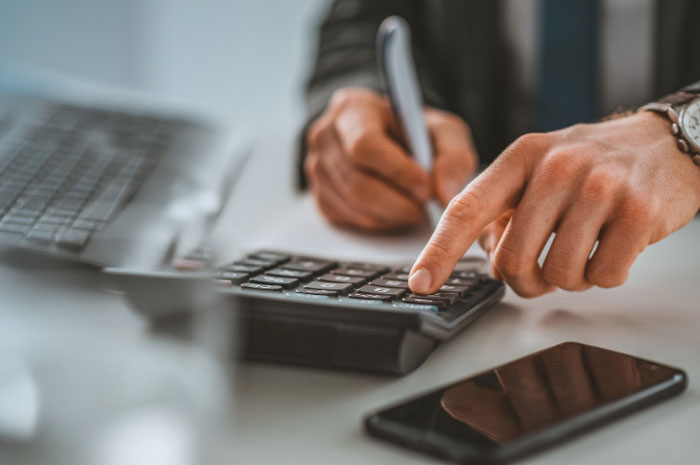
[0,223,28,234]
[437,284,471,297]
[266,268,313,279]
[296,288,338,296]
[241,282,282,292]
[393,265,412,273]
[357,285,406,298]
[3,215,34,225]
[283,259,335,274]
[31,222,60,233]
[348,292,393,302]
[215,271,249,284]
[250,275,299,288]
[222,264,263,273]
[382,272,410,280]
[26,230,54,243]
[318,273,365,285]
[402,296,448,308]
[304,281,353,294]
[55,228,91,249]
[331,267,380,278]
[369,278,408,289]
[71,219,103,230]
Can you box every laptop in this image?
[0,92,249,270]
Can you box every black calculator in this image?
[111,250,505,375]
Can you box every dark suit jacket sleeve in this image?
[682,80,700,93]
[297,0,449,189]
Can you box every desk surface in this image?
[0,131,698,465]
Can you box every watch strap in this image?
[655,91,699,107]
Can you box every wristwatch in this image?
[639,91,700,165]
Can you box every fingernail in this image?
[409,268,432,294]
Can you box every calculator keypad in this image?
[203,251,499,321]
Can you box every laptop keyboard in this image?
[0,102,179,249]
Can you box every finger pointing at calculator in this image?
[410,112,700,298]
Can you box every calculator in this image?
[110,250,505,375]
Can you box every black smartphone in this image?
[364,342,687,464]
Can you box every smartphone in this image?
[364,342,687,464]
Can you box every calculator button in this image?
[241,283,283,291]
[369,278,408,288]
[392,301,439,312]
[382,272,410,280]
[222,264,263,274]
[283,259,335,273]
[437,284,471,297]
[345,262,389,272]
[296,288,339,296]
[250,275,299,288]
[304,281,353,294]
[318,273,365,285]
[417,292,458,305]
[357,285,406,298]
[215,271,250,284]
[249,251,290,263]
[402,296,447,308]
[331,267,379,278]
[446,277,479,286]
[237,258,276,269]
[266,268,313,279]
[348,292,393,302]
[450,271,481,279]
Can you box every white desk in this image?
[0,130,699,464]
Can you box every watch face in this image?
[680,99,700,151]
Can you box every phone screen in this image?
[370,343,684,450]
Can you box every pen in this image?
[377,15,443,226]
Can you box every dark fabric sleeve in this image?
[681,80,700,93]
[296,0,450,190]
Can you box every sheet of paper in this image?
[240,195,486,266]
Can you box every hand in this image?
[409,112,700,297]
[304,87,478,231]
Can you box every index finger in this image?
[408,134,542,294]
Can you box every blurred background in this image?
[0,2,331,464]
[0,0,326,133]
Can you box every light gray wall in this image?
[0,0,329,131]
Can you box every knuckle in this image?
[617,192,656,227]
[446,190,485,225]
[304,152,319,180]
[539,149,586,183]
[586,264,627,288]
[542,260,580,290]
[581,168,619,201]
[493,243,525,280]
[345,129,379,164]
[512,132,547,153]
[328,87,356,109]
